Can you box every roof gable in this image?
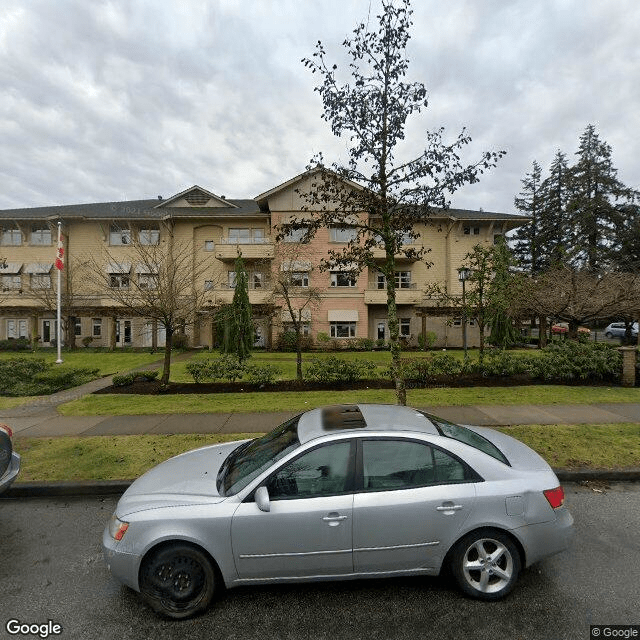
[156,185,238,209]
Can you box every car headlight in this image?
[108,515,129,541]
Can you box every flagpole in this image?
[55,221,63,364]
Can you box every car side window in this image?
[362,440,469,491]
[362,440,435,490]
[267,442,352,500]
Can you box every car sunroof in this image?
[321,405,367,430]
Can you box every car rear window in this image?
[420,413,510,465]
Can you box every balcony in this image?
[370,243,419,261]
[205,284,273,306]
[214,237,274,261]
[364,283,420,305]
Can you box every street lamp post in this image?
[458,267,471,361]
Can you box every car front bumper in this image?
[102,526,142,592]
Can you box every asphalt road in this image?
[1,484,639,640]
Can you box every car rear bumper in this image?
[102,527,142,592]
[0,452,21,494]
[516,507,574,567]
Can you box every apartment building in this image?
[0,171,526,349]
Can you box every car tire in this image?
[139,543,217,619]
[449,529,521,601]
[605,332,613,339]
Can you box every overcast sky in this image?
[0,0,638,213]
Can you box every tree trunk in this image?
[386,265,406,406]
[538,316,548,349]
[296,326,303,381]
[161,328,173,385]
[478,323,486,363]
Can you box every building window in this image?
[139,228,160,245]
[110,274,130,288]
[463,226,480,236]
[453,318,462,326]
[30,225,52,245]
[376,272,412,289]
[329,226,357,243]
[7,319,27,339]
[74,318,82,336]
[30,274,51,289]
[290,272,309,287]
[330,321,356,338]
[228,228,265,244]
[252,272,265,289]
[1,226,21,246]
[110,225,131,245]
[138,274,157,289]
[283,322,310,336]
[204,280,215,291]
[92,318,102,337]
[283,227,306,243]
[228,271,237,288]
[400,318,411,337]
[1,275,21,290]
[330,271,356,287]
[204,240,215,252]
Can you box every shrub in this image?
[0,337,31,351]
[245,363,282,385]
[171,333,190,350]
[355,337,375,351]
[305,356,376,383]
[477,350,533,377]
[32,367,100,394]
[417,331,437,350]
[394,354,463,382]
[112,373,136,387]
[531,341,621,382]
[186,356,246,383]
[275,331,314,352]
[136,370,159,382]
[81,336,94,348]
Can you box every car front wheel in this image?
[605,332,613,338]
[139,543,217,619]
[450,529,521,600]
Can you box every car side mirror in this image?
[255,486,270,512]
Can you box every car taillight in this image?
[544,486,565,509]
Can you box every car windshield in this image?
[218,415,301,496]
[421,412,510,466]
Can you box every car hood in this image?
[117,439,250,516]
[464,425,552,471]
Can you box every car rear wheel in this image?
[139,543,216,619]
[605,332,613,338]
[450,529,521,600]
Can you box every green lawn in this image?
[12,422,640,482]
[58,384,640,416]
[0,350,162,376]
[0,396,41,410]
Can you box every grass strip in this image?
[58,385,640,416]
[12,423,640,483]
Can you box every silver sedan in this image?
[103,404,573,619]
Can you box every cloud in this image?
[0,0,638,212]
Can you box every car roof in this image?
[296,404,439,444]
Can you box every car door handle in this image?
[322,514,348,522]
[436,504,463,511]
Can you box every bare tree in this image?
[84,228,214,384]
[270,244,322,381]
[517,267,640,339]
[282,0,504,404]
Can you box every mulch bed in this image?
[93,373,618,395]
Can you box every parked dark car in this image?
[0,424,21,494]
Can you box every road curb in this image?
[3,468,640,498]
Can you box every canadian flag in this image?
[55,228,64,270]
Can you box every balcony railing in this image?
[364,285,421,305]
[215,237,274,260]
